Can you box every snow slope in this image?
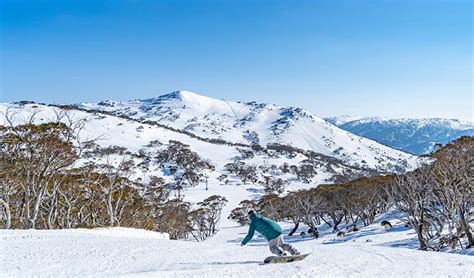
[326,116,474,154]
[2,218,473,277]
[0,102,360,197]
[0,102,423,204]
[79,91,419,172]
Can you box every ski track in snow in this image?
[2,220,473,278]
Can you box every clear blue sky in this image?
[1,0,472,120]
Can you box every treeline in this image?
[230,137,473,251]
[0,111,227,241]
[229,175,392,237]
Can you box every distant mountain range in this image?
[325,116,474,154]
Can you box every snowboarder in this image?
[240,210,300,256]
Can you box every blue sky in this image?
[1,0,472,120]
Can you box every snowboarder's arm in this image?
[241,224,256,245]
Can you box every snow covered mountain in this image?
[1,95,422,213]
[79,90,418,172]
[325,116,474,154]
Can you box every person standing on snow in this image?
[240,210,300,256]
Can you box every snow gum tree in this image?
[386,166,435,250]
[197,195,228,235]
[430,136,473,248]
[0,112,79,228]
[0,109,230,239]
[94,157,135,227]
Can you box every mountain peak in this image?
[154,90,217,103]
[157,90,203,100]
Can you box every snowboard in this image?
[263,253,310,264]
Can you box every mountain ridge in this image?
[326,116,474,154]
[79,90,418,171]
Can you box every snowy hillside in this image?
[79,90,419,172]
[0,101,422,229]
[0,102,407,186]
[0,102,393,212]
[2,215,472,277]
[0,99,424,205]
[326,116,474,154]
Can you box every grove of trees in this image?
[0,111,227,241]
[230,137,473,251]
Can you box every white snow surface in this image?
[2,217,473,277]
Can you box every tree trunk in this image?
[415,222,428,251]
[47,192,57,229]
[30,190,45,229]
[0,199,11,229]
[459,209,473,248]
[329,213,343,232]
[66,206,73,229]
[288,222,299,236]
[107,192,114,226]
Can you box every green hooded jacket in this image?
[241,213,283,245]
